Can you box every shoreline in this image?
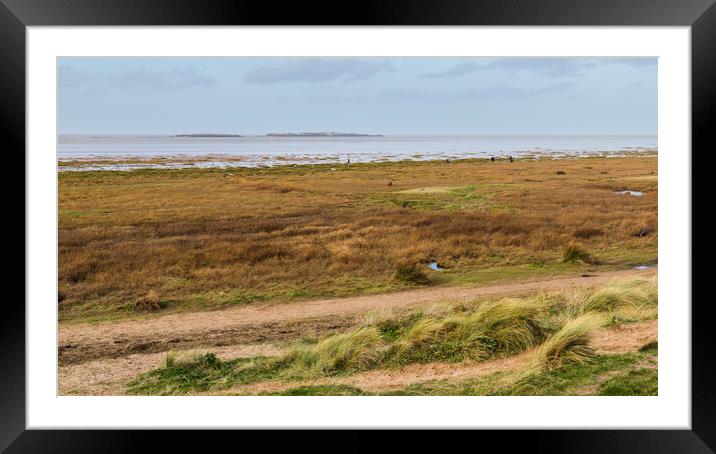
[58,148,658,172]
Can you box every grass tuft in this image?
[393,262,432,285]
[562,242,593,264]
[519,313,604,378]
[275,327,384,377]
[582,277,657,314]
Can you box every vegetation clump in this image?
[274,327,384,376]
[393,262,432,286]
[562,242,593,264]
[528,313,603,371]
[582,278,657,313]
[134,290,164,312]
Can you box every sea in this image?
[58,134,657,171]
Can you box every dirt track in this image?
[59,268,654,367]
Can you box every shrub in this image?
[393,262,432,285]
[556,171,566,175]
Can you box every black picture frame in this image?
[2,0,711,451]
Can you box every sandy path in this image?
[59,343,282,396]
[59,268,654,366]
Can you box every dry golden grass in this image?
[58,156,657,320]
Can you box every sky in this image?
[58,57,657,135]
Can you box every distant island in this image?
[173,134,243,138]
[266,132,383,137]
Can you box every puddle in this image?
[634,265,657,270]
[427,262,445,271]
[616,190,644,197]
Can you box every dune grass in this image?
[518,313,604,377]
[582,277,658,325]
[127,277,656,395]
[59,156,657,322]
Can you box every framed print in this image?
[4,0,713,451]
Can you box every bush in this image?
[393,262,432,285]
[556,170,566,175]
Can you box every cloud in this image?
[243,58,393,84]
[596,58,658,69]
[380,82,576,103]
[58,66,94,88]
[419,61,482,78]
[420,58,657,79]
[107,67,215,89]
[420,59,585,79]
[58,65,215,91]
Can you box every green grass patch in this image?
[127,354,277,395]
[268,384,367,396]
[598,367,657,395]
[387,349,657,396]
